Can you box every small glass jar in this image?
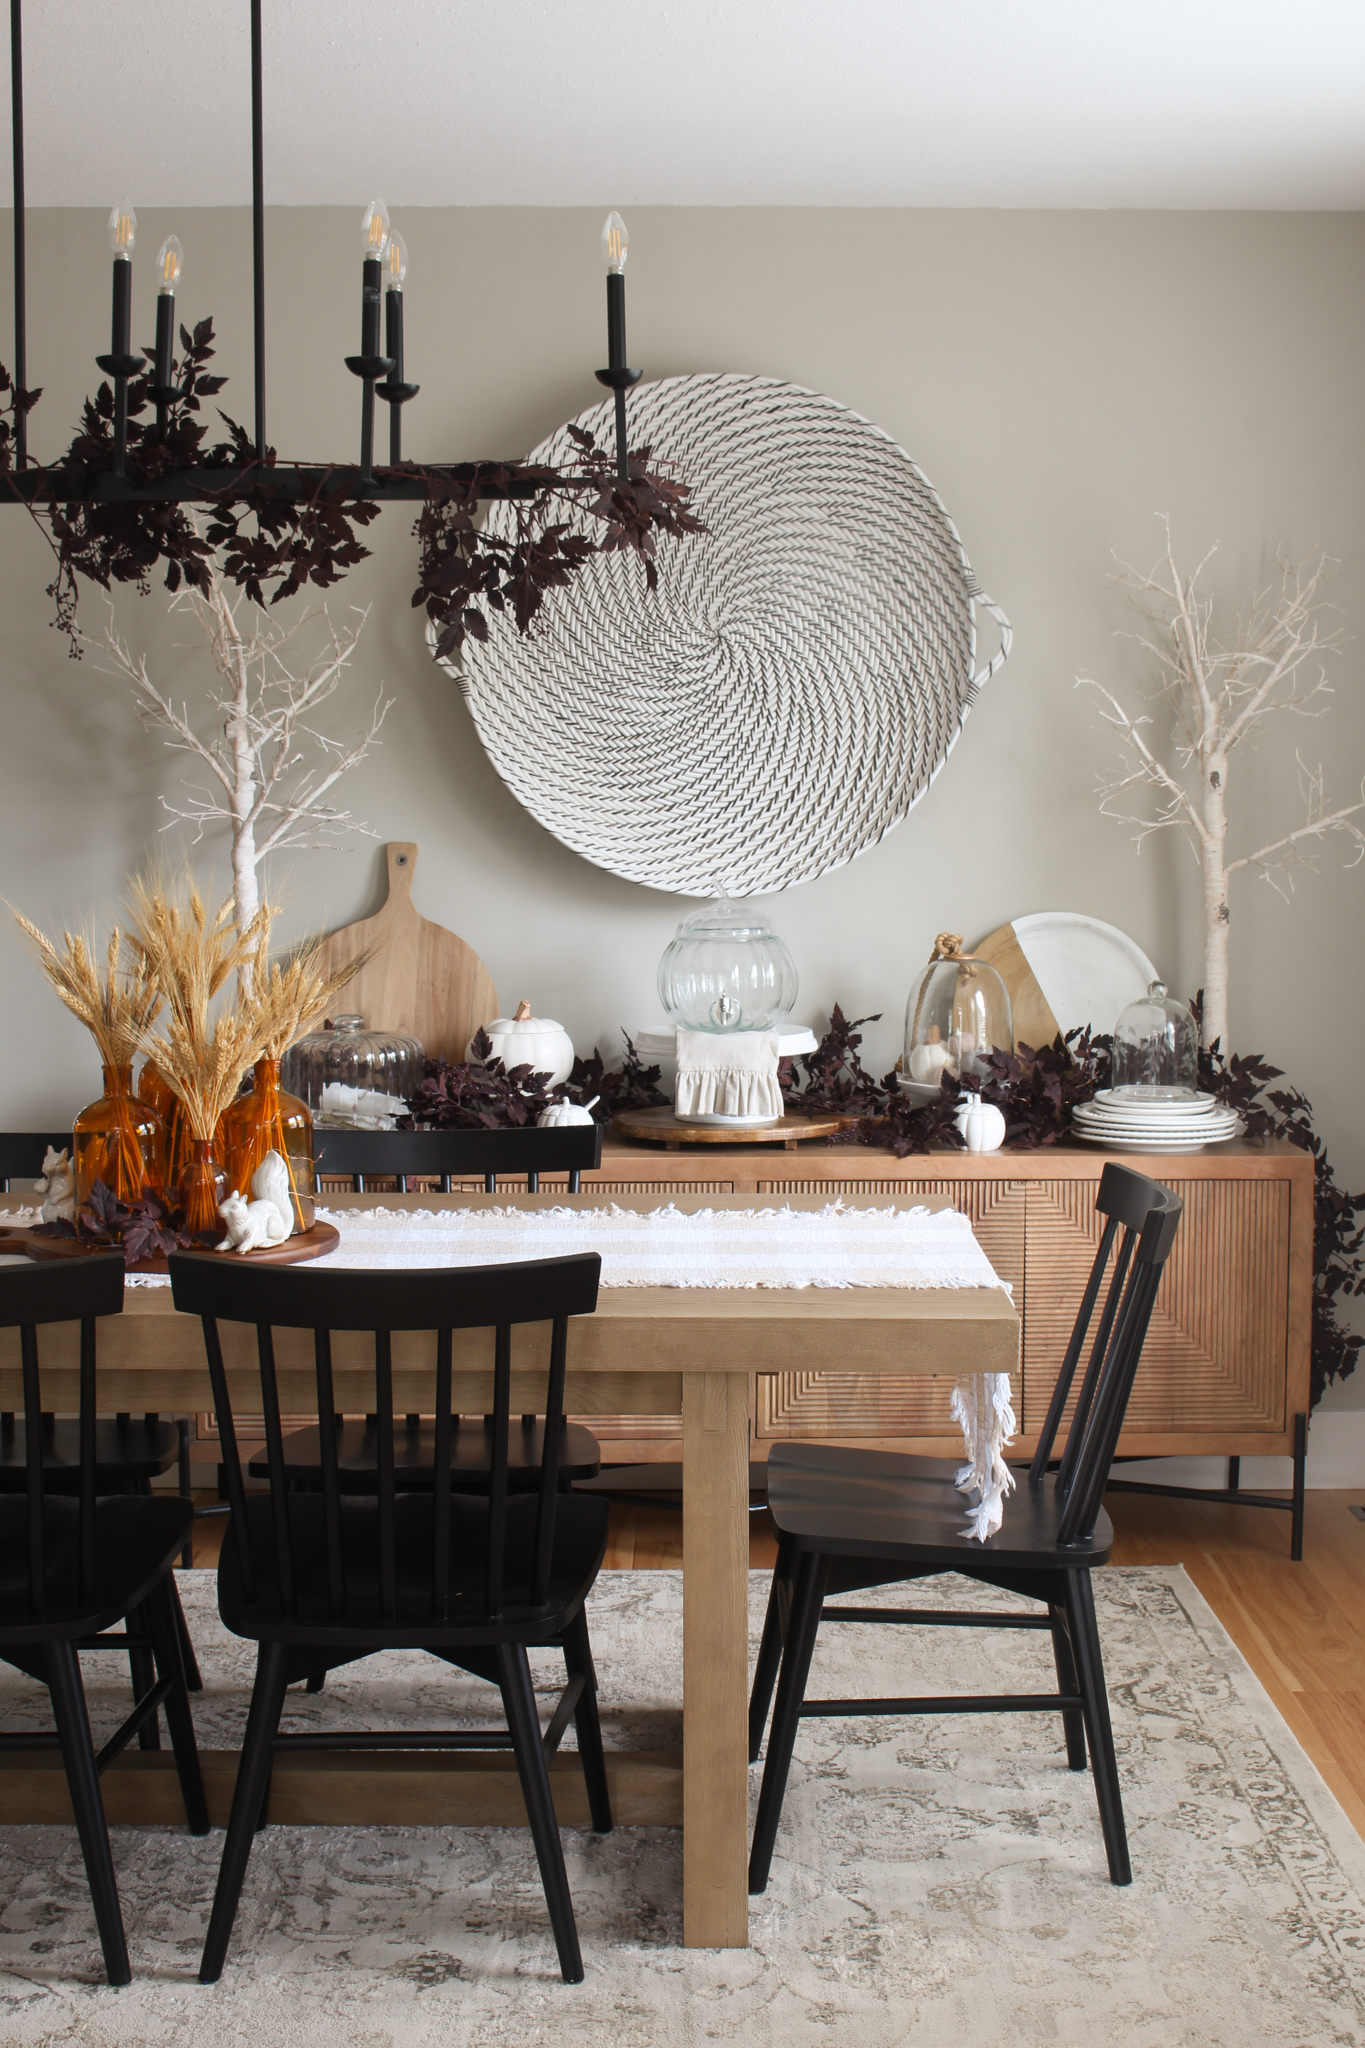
[657,898,799,1033]
[903,934,1013,1092]
[220,1056,315,1233]
[281,1015,425,1126]
[73,1063,166,1208]
[1112,981,1198,1099]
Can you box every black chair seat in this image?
[0,1493,193,1640]
[219,1490,610,1647]
[766,1442,1114,1572]
[0,1415,179,1490]
[251,1417,601,1494]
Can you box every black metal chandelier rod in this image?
[5,0,641,503]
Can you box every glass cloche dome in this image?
[1112,981,1198,1099]
[903,932,1013,1091]
[657,898,799,1033]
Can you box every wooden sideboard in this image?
[192,1135,1308,1484]
[529,1135,1311,1471]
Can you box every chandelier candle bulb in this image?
[346,200,396,483]
[151,235,183,429]
[595,210,642,481]
[379,232,418,467]
[97,199,143,476]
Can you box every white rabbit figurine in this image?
[33,1145,76,1223]
[216,1187,291,1254]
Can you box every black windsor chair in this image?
[168,1246,614,1987]
[267,1123,607,1523]
[746,1162,1183,1898]
[0,1253,208,1987]
[0,1133,202,1673]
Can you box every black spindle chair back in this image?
[1027,1163,1183,1542]
[167,1250,601,1633]
[0,1252,126,1619]
[311,1123,603,1196]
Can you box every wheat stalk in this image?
[240,927,372,1062]
[12,910,162,1071]
[128,872,271,1143]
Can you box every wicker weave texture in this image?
[445,374,1011,896]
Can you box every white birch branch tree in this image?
[1078,516,1364,1050]
[96,565,393,947]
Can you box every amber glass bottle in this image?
[178,1139,228,1239]
[137,1057,193,1192]
[219,1056,315,1233]
[72,1063,166,1208]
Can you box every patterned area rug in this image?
[2,1566,1364,2046]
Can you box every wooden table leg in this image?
[682,1369,751,1947]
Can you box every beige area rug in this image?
[2,1565,1365,2046]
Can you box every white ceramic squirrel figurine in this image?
[33,1145,75,1224]
[216,1188,291,1255]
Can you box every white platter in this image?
[1011,912,1159,1040]
[1071,1123,1244,1155]
[1089,1090,1221,1118]
[1074,1116,1240,1140]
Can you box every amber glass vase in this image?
[220,1056,315,1233]
[178,1139,228,1240]
[73,1064,166,1208]
[137,1057,193,1192]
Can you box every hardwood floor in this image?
[188,1483,1365,1841]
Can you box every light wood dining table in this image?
[0,1189,1019,1949]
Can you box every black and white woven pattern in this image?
[443,374,1011,896]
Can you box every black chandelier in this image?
[4,0,644,502]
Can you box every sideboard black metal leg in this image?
[1291,1412,1307,1562]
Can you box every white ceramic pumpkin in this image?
[536,1094,600,1129]
[954,1092,1006,1155]
[475,999,576,1086]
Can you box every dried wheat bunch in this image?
[12,911,162,1071]
[128,872,270,1142]
[241,926,371,1062]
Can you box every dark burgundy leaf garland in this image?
[31,1177,194,1263]
[0,329,702,656]
[403,1031,668,1133]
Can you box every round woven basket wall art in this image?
[440,373,1012,896]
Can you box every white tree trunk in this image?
[219,590,260,954]
[1201,749,1230,1051]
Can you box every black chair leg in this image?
[177,1417,194,1569]
[127,1601,162,1750]
[496,1640,584,1985]
[143,1575,209,1835]
[748,1538,794,1763]
[561,1607,612,1834]
[1048,1603,1089,1771]
[200,1639,290,1985]
[46,1638,131,1988]
[304,1667,327,1694]
[169,1572,203,1692]
[748,1549,830,1897]
[1064,1569,1131,1885]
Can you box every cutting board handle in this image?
[386,842,417,906]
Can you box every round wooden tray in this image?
[0,1219,340,1275]
[612,1106,851,1151]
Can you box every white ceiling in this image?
[14,1,1365,210]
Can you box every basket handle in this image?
[968,589,1013,698]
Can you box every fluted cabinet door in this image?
[755,1178,1026,1439]
[1022,1177,1290,1438]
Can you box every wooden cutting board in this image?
[313,843,498,1067]
[972,922,1062,1053]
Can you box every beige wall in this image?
[2,205,1363,1404]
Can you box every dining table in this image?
[0,1187,1019,1950]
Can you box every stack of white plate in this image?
[1071,1090,1243,1155]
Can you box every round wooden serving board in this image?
[0,1219,340,1275]
[612,1106,850,1151]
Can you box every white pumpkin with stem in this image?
[537,1094,600,1129]
[475,999,576,1086]
[954,1092,1006,1155]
